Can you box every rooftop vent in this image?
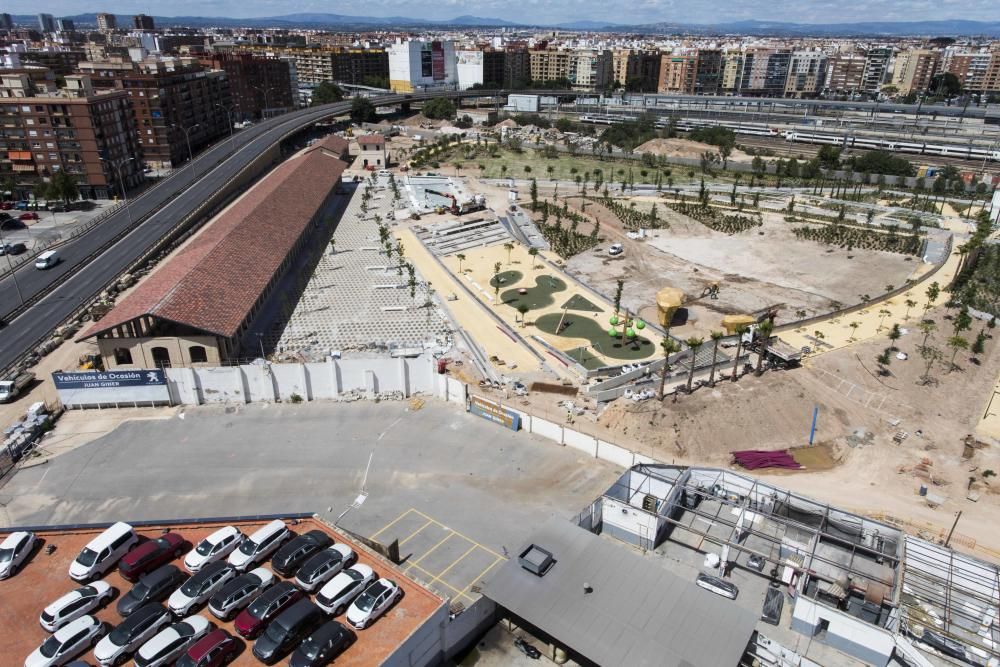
[518,544,555,577]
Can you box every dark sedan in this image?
[117,564,188,617]
[271,530,333,578]
[289,621,355,667]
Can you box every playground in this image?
[535,312,656,368]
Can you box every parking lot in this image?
[0,517,443,666]
[371,508,506,607]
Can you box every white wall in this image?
[162,356,437,406]
[456,50,484,90]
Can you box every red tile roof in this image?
[357,134,385,147]
[312,134,350,158]
[81,148,347,340]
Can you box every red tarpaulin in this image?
[732,449,803,470]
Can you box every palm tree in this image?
[685,337,704,392]
[497,240,512,264]
[707,330,724,386]
[947,335,968,372]
[493,261,502,305]
[659,337,681,400]
[904,298,918,320]
[528,247,539,268]
[456,253,466,273]
[848,321,861,341]
[731,324,749,381]
[877,308,891,331]
[755,320,774,375]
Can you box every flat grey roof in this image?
[482,517,757,667]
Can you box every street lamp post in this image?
[250,85,271,120]
[101,156,135,225]
[171,123,200,177]
[215,104,237,152]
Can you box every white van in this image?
[227,519,289,571]
[69,522,139,581]
[35,249,60,269]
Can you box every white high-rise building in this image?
[388,39,458,93]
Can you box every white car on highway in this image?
[39,581,115,632]
[24,615,106,667]
[184,526,243,573]
[316,564,375,616]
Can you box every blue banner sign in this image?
[53,370,166,390]
[468,395,520,431]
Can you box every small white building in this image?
[357,134,387,169]
[388,39,458,93]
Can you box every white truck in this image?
[0,371,34,403]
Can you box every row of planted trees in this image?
[791,223,923,256]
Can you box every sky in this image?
[6,0,1000,25]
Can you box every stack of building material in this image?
[731,450,803,470]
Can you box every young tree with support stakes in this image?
[920,345,941,385]
[707,330,724,386]
[924,281,940,314]
[659,337,681,400]
[947,335,969,372]
[918,319,936,349]
[755,320,774,375]
[888,323,901,350]
[685,337,704,392]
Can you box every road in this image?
[0,90,501,374]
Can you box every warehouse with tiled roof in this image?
[80,136,350,369]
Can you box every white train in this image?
[578,113,778,137]
[782,131,1000,162]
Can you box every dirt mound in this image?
[495,118,519,129]
[635,138,753,163]
[400,113,446,128]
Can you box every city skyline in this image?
[4,1,1000,27]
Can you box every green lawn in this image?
[489,270,523,288]
[535,312,654,365]
[561,294,602,312]
[470,148,668,184]
[500,275,568,309]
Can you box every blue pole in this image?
[809,406,819,446]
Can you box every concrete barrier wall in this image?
[596,439,636,468]
[165,355,436,406]
[446,377,467,405]
[564,428,597,456]
[532,417,564,444]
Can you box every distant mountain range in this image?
[11,13,1000,37]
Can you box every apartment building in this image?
[0,13,13,31]
[199,52,294,119]
[273,48,388,87]
[503,46,530,88]
[785,51,827,98]
[861,47,892,93]
[0,73,142,199]
[612,49,661,91]
[530,48,612,90]
[943,50,992,93]
[825,53,867,94]
[132,14,155,31]
[983,48,1000,93]
[388,40,458,92]
[456,49,505,89]
[720,53,743,94]
[892,49,941,94]
[96,13,117,31]
[657,54,697,93]
[738,49,791,96]
[694,49,722,95]
[36,13,54,33]
[19,49,87,76]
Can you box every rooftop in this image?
[482,516,758,667]
[358,134,386,147]
[81,139,348,341]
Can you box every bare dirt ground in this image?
[563,199,919,339]
[580,305,1000,554]
[635,137,754,163]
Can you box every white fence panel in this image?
[305,362,335,399]
[242,365,275,403]
[446,377,467,405]
[271,364,307,401]
[564,428,597,456]
[597,439,635,468]
[532,417,563,445]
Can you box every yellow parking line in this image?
[456,556,505,599]
[369,508,416,541]
[407,508,506,560]
[410,532,463,567]
[428,544,479,587]
[405,562,465,595]
[398,519,434,546]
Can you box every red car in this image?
[0,202,13,210]
[176,629,240,667]
[118,532,188,581]
[19,212,38,221]
[234,581,303,639]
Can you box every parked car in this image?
[271,530,333,578]
[69,522,139,582]
[133,615,211,667]
[695,573,739,600]
[234,580,303,639]
[118,533,187,582]
[15,200,30,210]
[40,581,115,632]
[227,520,289,571]
[168,560,235,616]
[94,603,172,666]
[0,242,27,255]
[19,211,38,221]
[208,566,275,620]
[117,565,187,617]
[315,564,374,616]
[0,201,13,210]
[0,530,36,578]
[252,599,324,665]
[24,615,106,667]
[294,544,355,592]
[346,578,402,629]
[175,629,239,667]
[288,620,355,667]
[184,526,243,573]
[608,243,624,256]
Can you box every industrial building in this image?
[388,39,458,93]
[80,135,350,369]
[563,464,1000,667]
